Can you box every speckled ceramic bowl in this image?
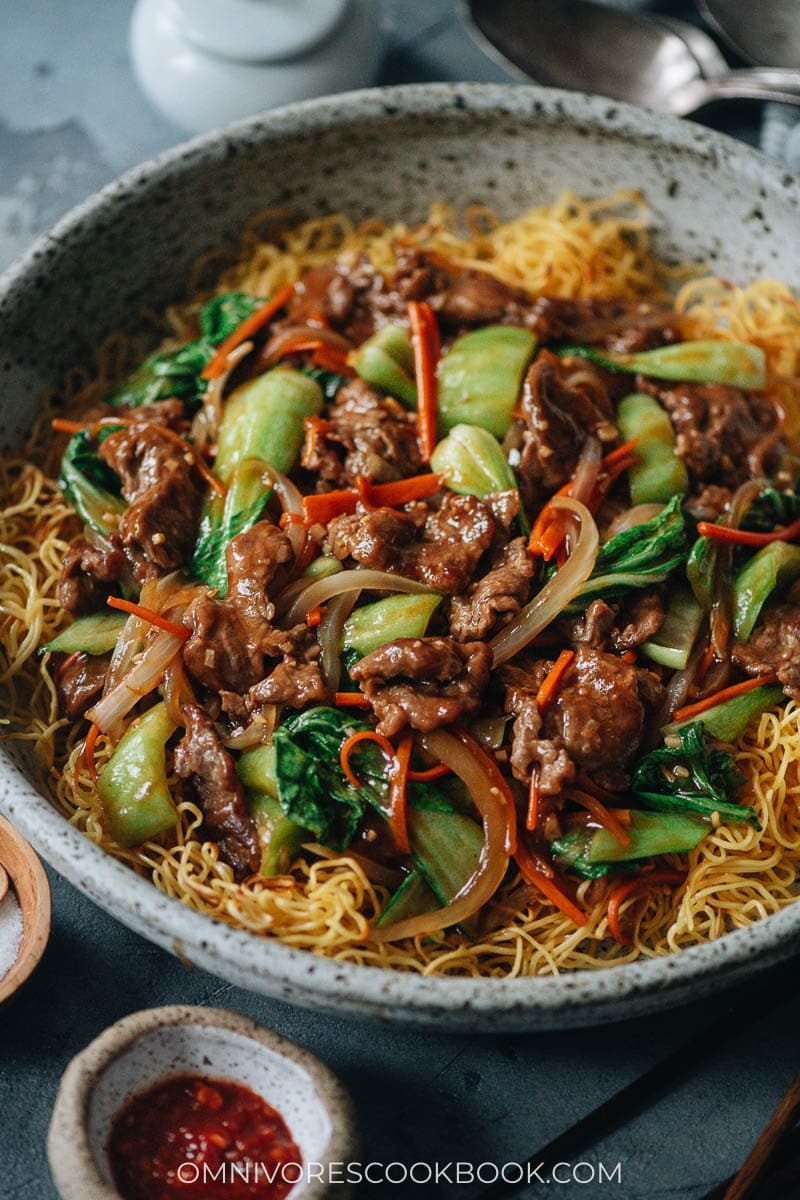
[2,84,800,1030]
[47,1005,357,1200]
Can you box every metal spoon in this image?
[464,0,800,116]
[699,0,800,70]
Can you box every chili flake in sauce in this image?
[108,1073,302,1200]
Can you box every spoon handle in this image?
[702,67,800,106]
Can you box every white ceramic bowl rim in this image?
[2,82,800,1028]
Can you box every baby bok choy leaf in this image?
[551,810,708,879]
[561,340,766,390]
[349,324,417,406]
[97,702,178,847]
[343,593,442,661]
[632,722,758,827]
[663,684,784,744]
[270,706,454,851]
[640,585,703,670]
[108,291,260,409]
[733,541,800,642]
[44,610,129,656]
[430,423,518,497]
[571,495,690,606]
[59,429,126,537]
[192,367,323,593]
[616,392,689,504]
[436,326,537,438]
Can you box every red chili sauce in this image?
[108,1073,303,1200]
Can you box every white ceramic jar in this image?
[130,0,382,133]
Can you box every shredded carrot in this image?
[606,870,685,945]
[306,605,323,628]
[622,649,637,664]
[334,691,372,708]
[302,489,359,526]
[407,761,450,782]
[340,729,396,789]
[514,837,587,926]
[106,595,190,640]
[312,345,354,375]
[361,473,443,508]
[536,650,575,711]
[696,514,800,546]
[51,418,88,435]
[279,511,306,528]
[389,733,412,854]
[526,765,541,833]
[671,673,776,723]
[569,789,631,848]
[202,284,295,380]
[82,722,100,785]
[408,300,440,461]
[601,436,640,467]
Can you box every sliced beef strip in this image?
[181,596,263,695]
[173,705,260,880]
[53,651,110,720]
[282,258,402,345]
[516,351,617,507]
[58,538,126,616]
[449,537,534,641]
[225,520,295,630]
[557,599,618,651]
[99,425,203,578]
[248,627,329,709]
[732,602,800,701]
[301,378,423,489]
[350,636,492,738]
[327,493,496,595]
[638,378,781,488]
[503,648,646,793]
[611,591,665,653]
[389,248,678,348]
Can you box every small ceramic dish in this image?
[47,1005,358,1200]
[0,813,50,1005]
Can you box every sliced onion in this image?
[260,463,303,517]
[162,656,197,727]
[191,339,254,448]
[319,590,360,693]
[222,706,277,750]
[605,502,664,538]
[570,436,602,506]
[286,569,437,626]
[490,497,599,666]
[262,324,351,367]
[369,728,510,943]
[87,629,185,733]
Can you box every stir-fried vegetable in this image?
[342,593,442,660]
[572,495,689,606]
[45,610,128,656]
[192,368,323,592]
[551,810,708,878]
[97,702,178,847]
[436,326,537,438]
[640,585,703,670]
[407,806,485,911]
[733,542,800,642]
[349,323,417,406]
[616,392,689,504]
[633,722,758,827]
[664,683,784,743]
[430,423,518,497]
[248,792,309,877]
[562,339,766,389]
[59,429,126,537]
[376,870,438,927]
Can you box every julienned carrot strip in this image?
[306,606,323,628]
[334,691,372,708]
[408,301,440,461]
[697,514,800,547]
[671,673,776,723]
[407,761,450,782]
[535,650,575,712]
[340,729,396,789]
[601,436,640,467]
[202,283,295,380]
[389,733,412,854]
[51,418,87,435]
[303,490,359,525]
[515,838,587,927]
[622,649,637,665]
[363,473,443,508]
[83,722,100,784]
[606,870,685,945]
[312,345,354,375]
[526,766,541,833]
[106,596,190,641]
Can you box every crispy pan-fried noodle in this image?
[3,191,800,977]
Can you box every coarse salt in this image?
[0,890,23,980]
